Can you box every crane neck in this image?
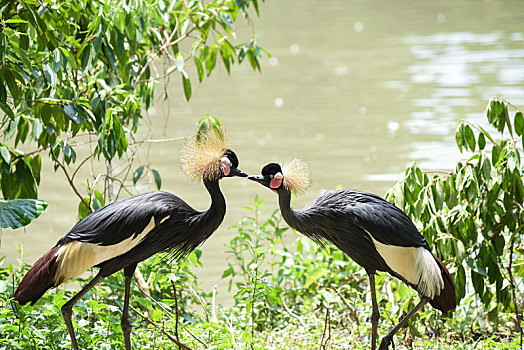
[200,179,227,229]
[277,188,302,229]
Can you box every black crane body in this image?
[15,142,246,350]
[248,161,456,350]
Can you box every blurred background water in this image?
[2,0,524,302]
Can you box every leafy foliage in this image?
[0,198,48,229]
[224,195,285,346]
[0,0,266,223]
[386,97,524,339]
[0,249,208,349]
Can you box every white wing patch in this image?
[54,217,157,285]
[159,215,170,225]
[369,234,444,298]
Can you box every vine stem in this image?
[319,305,331,350]
[50,151,91,212]
[463,120,502,150]
[107,161,115,203]
[491,96,523,114]
[129,305,194,350]
[508,226,523,347]
[132,0,227,90]
[132,15,181,90]
[280,296,307,328]
[250,204,261,350]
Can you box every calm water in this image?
[2,0,524,301]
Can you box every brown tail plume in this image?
[429,253,456,313]
[14,246,61,306]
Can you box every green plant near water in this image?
[386,97,524,344]
[0,248,208,349]
[223,195,284,347]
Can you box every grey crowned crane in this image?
[248,160,456,350]
[14,135,247,350]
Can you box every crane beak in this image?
[247,174,271,188]
[226,167,248,178]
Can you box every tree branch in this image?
[50,151,91,212]
[508,226,523,347]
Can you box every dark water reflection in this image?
[2,0,523,302]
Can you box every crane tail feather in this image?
[14,246,61,306]
[428,253,456,313]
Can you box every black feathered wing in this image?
[339,190,428,248]
[292,190,427,273]
[56,191,193,247]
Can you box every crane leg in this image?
[368,273,380,350]
[61,272,105,350]
[378,297,429,350]
[121,264,137,350]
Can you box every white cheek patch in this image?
[54,217,157,285]
[368,233,444,299]
[220,157,232,176]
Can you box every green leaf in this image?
[53,49,62,72]
[60,47,77,69]
[455,123,464,152]
[515,111,524,136]
[4,19,28,24]
[304,267,329,288]
[80,44,92,70]
[205,48,217,76]
[478,133,486,150]
[182,76,191,101]
[507,149,518,171]
[252,0,260,15]
[0,81,6,105]
[133,166,145,185]
[492,146,500,166]
[471,270,485,297]
[60,104,83,124]
[188,251,200,267]
[466,257,487,277]
[0,32,5,64]
[0,199,48,229]
[464,125,475,152]
[150,309,162,322]
[0,145,10,163]
[78,197,91,220]
[194,56,204,82]
[2,68,20,103]
[151,169,161,190]
[42,62,56,87]
[492,235,505,256]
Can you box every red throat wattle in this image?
[270,178,282,189]
[222,163,230,176]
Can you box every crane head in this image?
[248,163,284,191]
[221,149,248,178]
[248,159,310,193]
[180,134,247,181]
